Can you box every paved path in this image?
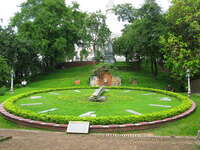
[0,129,198,150]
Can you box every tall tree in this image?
[136,0,166,78]
[0,56,10,86]
[113,0,167,78]
[85,11,111,60]
[161,0,200,80]
[0,26,17,68]
[113,29,137,62]
[112,3,138,22]
[11,0,86,70]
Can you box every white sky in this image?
[0,0,171,35]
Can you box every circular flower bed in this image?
[3,87,193,125]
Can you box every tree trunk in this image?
[153,60,158,79]
[151,58,158,79]
[93,43,96,57]
[151,59,154,75]
[125,52,129,62]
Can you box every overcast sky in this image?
[0,0,171,34]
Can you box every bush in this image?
[0,86,7,96]
[92,63,118,76]
[3,87,193,125]
[15,83,22,88]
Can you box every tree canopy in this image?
[0,0,199,90]
[0,56,10,86]
[112,3,138,22]
[160,0,200,80]
[11,0,86,69]
[113,0,166,78]
[0,0,113,86]
[84,11,111,60]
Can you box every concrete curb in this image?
[0,102,196,132]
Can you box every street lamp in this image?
[10,69,14,94]
[186,69,191,97]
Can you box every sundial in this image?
[89,86,106,102]
[15,88,182,128]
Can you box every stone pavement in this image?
[0,129,198,150]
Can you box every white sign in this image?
[66,121,90,134]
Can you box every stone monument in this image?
[104,37,116,63]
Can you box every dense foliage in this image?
[11,0,86,69]
[112,3,137,23]
[0,56,10,86]
[160,0,200,80]
[84,11,111,60]
[113,0,167,78]
[91,63,117,77]
[0,0,199,89]
[113,0,200,87]
[0,0,110,87]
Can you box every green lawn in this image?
[15,89,181,116]
[147,94,200,136]
[0,64,199,135]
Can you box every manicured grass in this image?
[146,94,200,136]
[116,93,199,136]
[21,64,177,89]
[15,89,181,116]
[0,64,199,135]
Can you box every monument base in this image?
[104,54,116,64]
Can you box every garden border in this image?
[0,102,196,132]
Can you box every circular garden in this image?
[2,87,194,126]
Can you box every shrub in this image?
[15,83,23,88]
[0,86,7,96]
[3,87,193,125]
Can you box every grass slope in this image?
[0,64,199,135]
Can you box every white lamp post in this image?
[10,69,14,94]
[186,69,191,97]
